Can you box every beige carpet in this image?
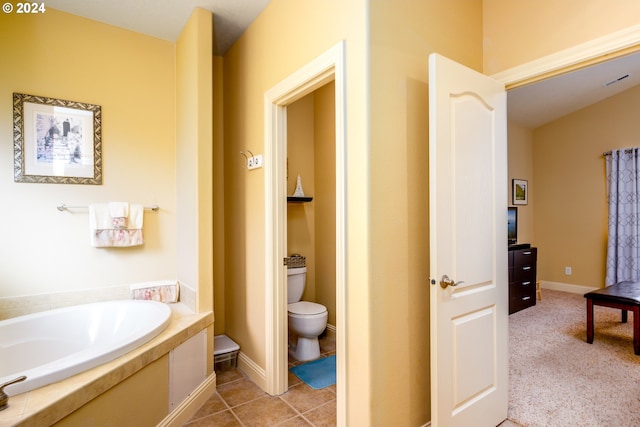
[508,289,640,427]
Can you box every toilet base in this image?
[290,336,320,361]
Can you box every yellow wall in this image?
[314,82,337,326]
[483,0,640,74]
[369,1,482,424]
[0,9,177,298]
[287,94,317,302]
[532,85,640,288]
[221,0,370,423]
[176,8,214,313]
[213,55,227,334]
[508,122,535,244]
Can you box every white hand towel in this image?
[108,202,129,218]
[89,203,111,231]
[89,203,144,247]
[128,204,144,229]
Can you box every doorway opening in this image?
[495,26,640,427]
[286,81,336,362]
[264,41,346,425]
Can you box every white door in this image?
[429,53,508,427]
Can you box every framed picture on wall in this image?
[13,92,102,184]
[512,179,528,205]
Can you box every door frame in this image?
[264,41,346,424]
[492,24,640,88]
[427,24,640,427]
[484,23,640,426]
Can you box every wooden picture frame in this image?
[13,92,102,184]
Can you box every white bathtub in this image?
[0,299,171,396]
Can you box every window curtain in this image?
[605,148,640,285]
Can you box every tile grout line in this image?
[184,391,235,425]
[277,393,315,426]
[220,390,247,427]
[300,393,337,426]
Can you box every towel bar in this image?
[57,203,160,212]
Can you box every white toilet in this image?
[287,266,328,361]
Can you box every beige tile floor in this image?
[185,335,521,426]
[185,336,336,426]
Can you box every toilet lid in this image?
[288,301,327,315]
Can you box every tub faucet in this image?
[0,376,27,411]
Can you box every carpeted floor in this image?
[509,289,640,427]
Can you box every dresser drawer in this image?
[509,293,535,314]
[510,279,536,299]
[514,248,537,265]
[513,266,536,283]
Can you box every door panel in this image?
[453,307,496,411]
[429,53,508,427]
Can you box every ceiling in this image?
[507,51,640,128]
[42,1,640,128]
[44,0,271,55]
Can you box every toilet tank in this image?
[287,267,306,304]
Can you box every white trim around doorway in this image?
[264,41,346,426]
[492,24,640,87]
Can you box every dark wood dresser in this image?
[508,246,537,314]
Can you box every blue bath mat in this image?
[290,355,336,389]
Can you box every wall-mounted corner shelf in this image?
[287,196,313,203]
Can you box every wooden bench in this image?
[584,281,640,355]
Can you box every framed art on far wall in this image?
[13,92,102,184]
[512,179,528,205]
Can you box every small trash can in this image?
[214,335,240,371]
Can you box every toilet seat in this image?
[288,301,327,316]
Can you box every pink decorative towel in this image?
[89,203,144,247]
[109,202,129,229]
[130,282,179,303]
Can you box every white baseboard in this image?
[540,280,599,295]
[236,327,337,395]
[325,323,336,340]
[235,326,339,395]
[237,351,268,391]
[157,373,217,427]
